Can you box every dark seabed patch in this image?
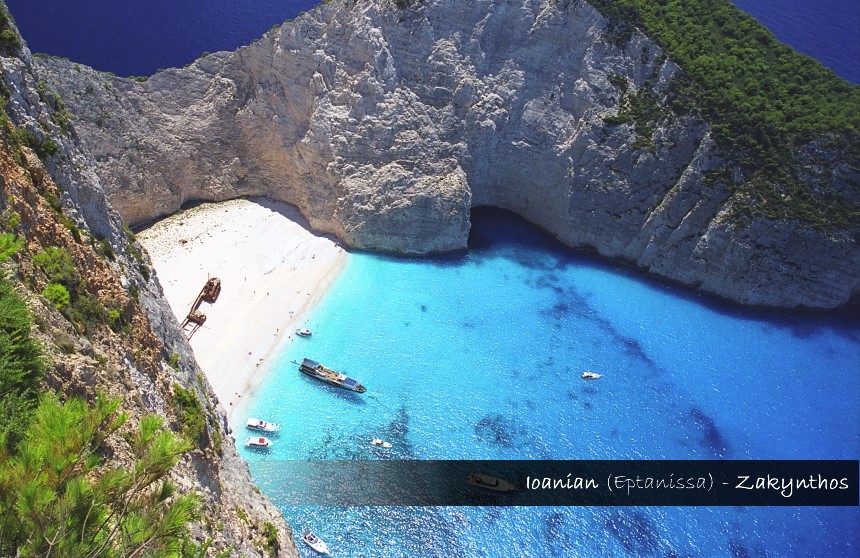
[728,539,750,558]
[536,283,658,369]
[605,510,661,554]
[542,511,575,555]
[475,413,520,447]
[689,407,730,458]
[371,406,415,459]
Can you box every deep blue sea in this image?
[5,0,860,83]
[239,209,860,557]
[3,0,321,77]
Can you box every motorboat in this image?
[581,371,602,380]
[301,531,329,554]
[466,473,516,492]
[296,328,312,337]
[371,438,392,448]
[245,436,272,448]
[299,358,366,393]
[246,418,281,433]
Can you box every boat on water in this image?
[371,438,392,448]
[299,358,366,393]
[301,531,329,554]
[466,473,517,492]
[245,436,272,448]
[246,418,281,433]
[581,371,602,380]
[295,328,312,337]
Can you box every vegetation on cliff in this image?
[590,0,860,230]
[0,113,211,558]
[0,240,43,452]
[0,4,20,52]
[0,396,200,557]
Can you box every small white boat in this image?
[246,418,281,433]
[581,371,602,380]
[466,473,516,492]
[245,436,272,448]
[296,328,312,337]
[301,531,329,554]
[371,438,392,448]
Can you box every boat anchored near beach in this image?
[301,531,329,554]
[295,328,312,337]
[298,358,366,393]
[245,436,272,449]
[246,418,281,433]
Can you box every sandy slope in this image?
[138,198,347,420]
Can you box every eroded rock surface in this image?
[36,0,859,308]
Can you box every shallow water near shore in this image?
[241,208,859,557]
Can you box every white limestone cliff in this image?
[36,0,859,308]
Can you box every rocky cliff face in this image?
[35,0,859,308]
[1,20,297,557]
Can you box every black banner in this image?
[249,459,859,506]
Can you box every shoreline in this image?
[138,197,347,423]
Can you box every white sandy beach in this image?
[138,198,347,421]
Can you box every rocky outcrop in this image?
[1,20,297,557]
[35,0,859,308]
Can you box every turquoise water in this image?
[242,209,859,557]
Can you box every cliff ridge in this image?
[34,0,860,308]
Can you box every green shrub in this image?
[173,384,205,445]
[0,276,44,452]
[68,291,108,332]
[123,224,137,244]
[128,243,144,263]
[58,215,82,242]
[42,282,70,310]
[10,126,38,152]
[49,108,72,134]
[0,232,22,264]
[96,238,115,261]
[33,246,77,287]
[43,188,62,213]
[106,305,127,333]
[0,28,19,50]
[0,394,200,555]
[262,522,279,555]
[2,208,21,230]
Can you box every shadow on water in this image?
[604,510,661,555]
[469,207,860,342]
[536,278,659,369]
[365,406,416,460]
[542,510,576,556]
[689,407,731,458]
